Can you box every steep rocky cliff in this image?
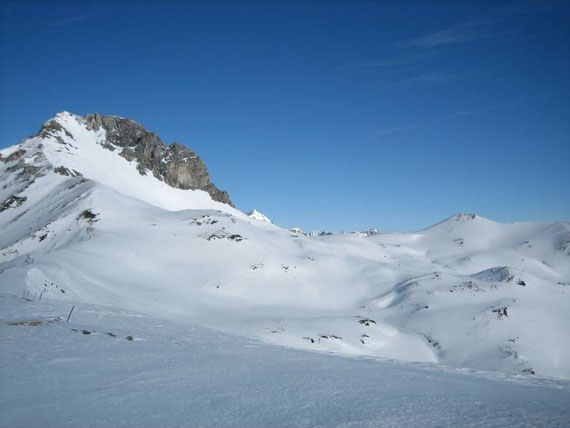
[76,113,233,205]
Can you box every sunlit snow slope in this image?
[2,296,569,427]
[1,112,569,379]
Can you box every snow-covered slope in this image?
[2,296,569,427]
[1,113,569,382]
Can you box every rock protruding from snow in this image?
[452,213,477,221]
[81,113,232,206]
[247,209,272,223]
[288,228,334,237]
[289,228,305,235]
[354,228,380,237]
[471,266,517,282]
[422,212,483,231]
[309,230,333,237]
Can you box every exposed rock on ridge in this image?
[82,113,232,206]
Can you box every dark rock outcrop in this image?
[82,114,232,206]
[2,149,27,163]
[0,195,27,212]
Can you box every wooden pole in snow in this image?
[66,305,75,323]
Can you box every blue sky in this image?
[1,1,569,232]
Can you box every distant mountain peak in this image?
[451,213,478,221]
[247,209,271,223]
[421,212,494,232]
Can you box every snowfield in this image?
[2,296,569,427]
[1,112,569,426]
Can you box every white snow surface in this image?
[1,112,570,425]
[1,296,569,427]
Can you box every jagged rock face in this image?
[83,114,232,206]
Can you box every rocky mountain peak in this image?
[80,113,232,206]
[25,112,233,207]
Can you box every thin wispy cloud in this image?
[343,52,432,74]
[344,19,504,88]
[369,122,425,139]
[49,10,99,28]
[401,70,493,86]
[353,69,493,94]
[447,92,557,118]
[406,20,498,48]
[368,92,557,141]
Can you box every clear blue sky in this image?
[1,1,569,232]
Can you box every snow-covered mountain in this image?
[1,112,569,382]
[247,208,272,223]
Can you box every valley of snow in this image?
[1,112,569,425]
